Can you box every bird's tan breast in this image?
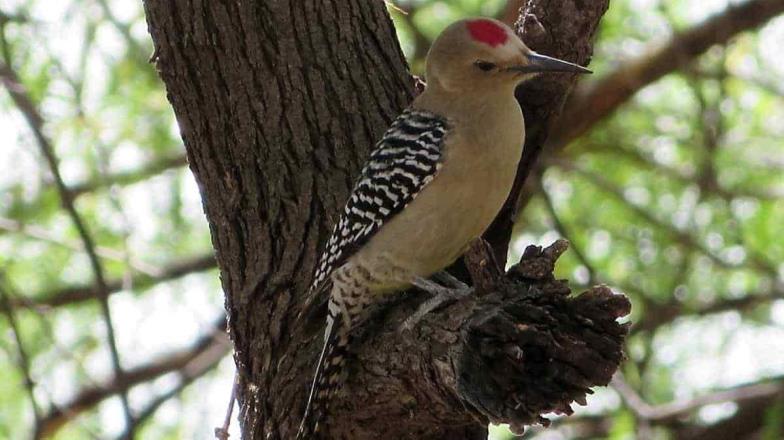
[346,98,524,290]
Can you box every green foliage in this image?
[762,398,784,440]
[1,0,782,439]
[608,409,636,440]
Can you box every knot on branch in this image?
[457,240,630,434]
[518,13,547,46]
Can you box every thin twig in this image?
[634,285,784,334]
[553,159,777,276]
[550,0,784,150]
[69,154,187,197]
[39,316,229,437]
[612,373,784,423]
[504,0,784,230]
[2,272,103,387]
[0,9,29,25]
[539,184,599,285]
[214,371,238,440]
[129,332,227,438]
[389,1,429,65]
[94,0,149,63]
[0,61,135,436]
[0,274,42,425]
[131,358,222,433]
[8,154,188,218]
[552,143,782,200]
[2,279,107,440]
[540,190,784,335]
[12,253,216,310]
[0,216,161,276]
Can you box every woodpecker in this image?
[297,17,590,438]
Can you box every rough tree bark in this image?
[484,0,611,266]
[143,1,627,439]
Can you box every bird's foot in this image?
[431,270,469,290]
[401,273,472,331]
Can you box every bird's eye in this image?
[474,60,496,72]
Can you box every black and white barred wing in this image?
[310,108,451,292]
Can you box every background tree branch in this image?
[36,316,229,438]
[551,0,784,150]
[1,60,135,435]
[503,0,784,228]
[8,253,215,310]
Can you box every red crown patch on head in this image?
[466,19,508,47]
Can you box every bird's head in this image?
[425,18,591,93]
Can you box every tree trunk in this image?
[142,1,624,439]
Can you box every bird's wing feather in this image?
[309,108,450,293]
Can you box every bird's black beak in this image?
[509,51,592,74]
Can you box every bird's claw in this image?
[401,275,472,330]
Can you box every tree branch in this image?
[483,0,610,266]
[633,287,784,334]
[319,240,630,438]
[11,253,216,310]
[674,388,784,440]
[540,185,599,285]
[555,142,783,200]
[0,274,42,425]
[509,373,784,439]
[69,153,188,198]
[0,8,28,25]
[0,61,135,435]
[552,158,778,276]
[500,0,525,25]
[0,216,162,276]
[612,373,784,424]
[125,343,226,439]
[36,316,229,438]
[504,0,784,229]
[550,0,784,150]
[3,153,187,223]
[93,0,149,64]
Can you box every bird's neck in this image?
[413,83,519,119]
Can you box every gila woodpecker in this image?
[297,17,590,438]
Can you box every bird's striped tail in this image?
[296,312,351,439]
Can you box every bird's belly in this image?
[348,151,518,292]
